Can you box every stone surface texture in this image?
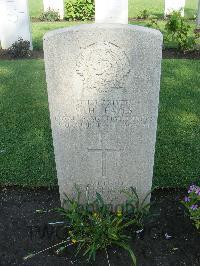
[165,0,185,17]
[95,0,128,24]
[0,0,32,49]
[44,24,163,206]
[43,0,64,19]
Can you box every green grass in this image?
[129,0,198,19]
[31,19,197,50]
[130,20,197,49]
[32,21,86,50]
[28,0,199,19]
[154,59,200,187]
[0,59,200,188]
[0,60,57,187]
[28,0,43,18]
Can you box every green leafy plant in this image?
[137,9,149,19]
[122,187,152,228]
[146,16,160,30]
[65,0,94,21]
[57,188,137,264]
[165,11,196,52]
[23,186,152,265]
[7,38,31,58]
[40,8,60,21]
[181,185,200,230]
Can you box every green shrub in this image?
[147,16,160,30]
[65,0,94,21]
[165,11,195,52]
[137,9,149,19]
[7,38,31,58]
[40,8,60,21]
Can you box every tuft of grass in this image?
[0,59,200,188]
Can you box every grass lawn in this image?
[32,21,86,50]
[31,19,197,50]
[28,0,199,19]
[0,59,200,188]
[0,60,57,187]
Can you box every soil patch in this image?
[0,187,199,265]
[0,49,199,61]
[0,50,43,60]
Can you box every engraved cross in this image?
[88,140,120,177]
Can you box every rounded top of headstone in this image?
[43,24,163,42]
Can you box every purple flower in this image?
[190,204,198,211]
[195,188,200,196]
[188,184,200,194]
[188,185,196,193]
[184,196,190,202]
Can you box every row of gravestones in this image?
[0,0,199,50]
[0,0,64,49]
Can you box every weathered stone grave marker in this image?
[165,0,185,17]
[95,0,128,24]
[43,0,64,19]
[44,0,163,206]
[0,0,32,49]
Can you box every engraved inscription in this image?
[76,100,133,127]
[57,99,150,129]
[76,42,131,93]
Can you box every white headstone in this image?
[95,0,128,24]
[0,0,6,41]
[0,0,32,50]
[43,0,64,20]
[44,24,163,206]
[165,0,185,17]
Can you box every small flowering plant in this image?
[57,189,137,265]
[23,186,150,265]
[181,184,200,230]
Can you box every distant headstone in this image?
[165,0,185,17]
[0,0,6,41]
[95,0,128,24]
[44,24,163,206]
[43,0,64,20]
[0,0,32,49]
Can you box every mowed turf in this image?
[28,0,199,19]
[0,60,57,187]
[31,19,197,51]
[0,59,200,188]
[32,21,86,50]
